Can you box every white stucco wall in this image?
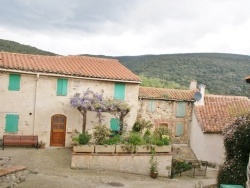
[190,110,225,166]
[0,72,139,147]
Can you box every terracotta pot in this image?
[150,171,158,179]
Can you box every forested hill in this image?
[1,39,250,97]
[84,53,250,97]
[0,39,56,55]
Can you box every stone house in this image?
[0,52,140,147]
[138,86,196,144]
[190,85,250,165]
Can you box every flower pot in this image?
[73,145,95,153]
[150,171,158,179]
[95,145,115,153]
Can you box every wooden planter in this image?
[150,171,158,179]
[95,145,116,153]
[73,145,95,153]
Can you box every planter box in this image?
[153,145,171,153]
[115,145,133,153]
[95,145,115,153]
[136,145,151,153]
[73,145,95,153]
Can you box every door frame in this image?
[50,114,67,147]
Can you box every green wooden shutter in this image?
[110,118,120,131]
[175,122,184,137]
[57,78,68,96]
[8,74,21,91]
[148,100,156,112]
[176,102,186,117]
[5,114,19,133]
[114,83,125,100]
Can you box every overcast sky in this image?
[0,0,250,56]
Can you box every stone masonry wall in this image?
[138,99,193,144]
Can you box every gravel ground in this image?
[0,147,217,188]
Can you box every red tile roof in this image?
[0,52,140,82]
[139,86,196,101]
[195,94,250,133]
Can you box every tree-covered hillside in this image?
[0,39,56,55]
[115,53,250,97]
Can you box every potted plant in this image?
[93,124,115,153]
[72,131,94,153]
[39,141,46,149]
[149,148,158,179]
[151,127,171,153]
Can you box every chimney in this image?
[189,80,197,90]
[194,84,206,106]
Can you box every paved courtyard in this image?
[0,147,217,188]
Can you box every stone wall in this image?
[0,166,27,187]
[71,153,172,177]
[138,99,193,144]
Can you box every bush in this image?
[93,124,111,145]
[102,135,121,145]
[78,132,92,145]
[217,113,250,186]
[132,119,153,133]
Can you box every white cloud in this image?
[1,0,250,56]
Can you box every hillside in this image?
[84,53,250,97]
[1,39,250,97]
[0,39,56,55]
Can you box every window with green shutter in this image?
[176,102,186,117]
[175,122,184,137]
[110,118,120,131]
[114,83,125,100]
[148,100,156,112]
[8,74,21,91]
[57,78,68,96]
[5,114,19,133]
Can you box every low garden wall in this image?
[71,152,172,177]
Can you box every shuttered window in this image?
[175,122,184,137]
[110,118,120,131]
[5,114,19,133]
[57,78,68,96]
[8,74,21,91]
[148,100,156,112]
[176,102,186,117]
[114,83,125,100]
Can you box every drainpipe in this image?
[33,73,39,135]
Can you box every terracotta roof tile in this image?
[139,86,196,101]
[195,94,250,133]
[0,52,140,82]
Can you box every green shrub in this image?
[132,119,153,133]
[93,124,111,145]
[102,135,121,145]
[78,132,92,145]
[217,114,250,186]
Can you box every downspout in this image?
[33,73,39,135]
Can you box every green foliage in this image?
[93,124,111,145]
[78,132,92,145]
[102,135,121,145]
[217,113,250,186]
[149,148,158,172]
[0,39,56,55]
[132,119,153,133]
[172,159,193,175]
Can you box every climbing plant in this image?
[70,88,130,133]
[217,113,250,186]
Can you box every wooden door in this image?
[50,114,66,146]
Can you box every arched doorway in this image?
[50,114,66,146]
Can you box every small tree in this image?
[70,88,130,133]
